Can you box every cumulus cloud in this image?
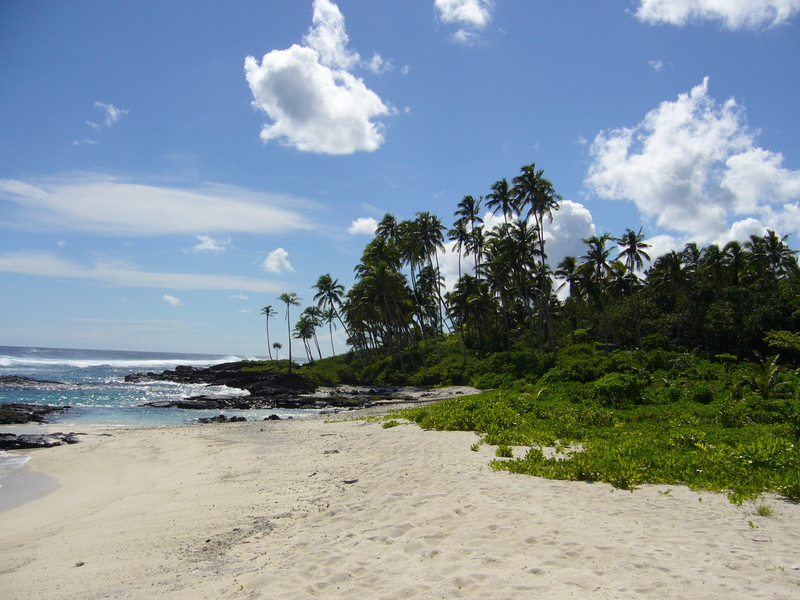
[435,0,494,44]
[0,251,282,293]
[544,200,597,267]
[634,0,800,30]
[162,294,182,306]
[193,235,231,253]
[244,0,393,155]
[262,248,295,274]
[584,78,800,243]
[348,217,378,235]
[0,175,313,236]
[648,60,664,71]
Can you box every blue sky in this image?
[1,0,799,355]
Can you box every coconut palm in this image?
[580,233,614,348]
[272,342,282,360]
[512,164,561,356]
[260,305,278,360]
[485,178,517,225]
[301,305,324,360]
[616,228,651,347]
[312,273,348,356]
[293,316,316,363]
[278,293,301,374]
[321,308,338,356]
[647,251,689,344]
[448,219,471,278]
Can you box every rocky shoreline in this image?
[126,361,412,411]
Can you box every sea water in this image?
[0,345,320,493]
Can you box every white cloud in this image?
[367,53,393,74]
[348,217,378,235]
[262,248,295,274]
[193,235,231,253]
[634,0,800,30]
[0,251,283,293]
[0,175,313,235]
[162,294,182,306]
[648,60,664,71]
[435,0,494,28]
[545,200,597,267]
[230,294,249,300]
[73,139,98,146]
[244,0,393,155]
[435,0,494,44]
[584,78,800,243]
[95,102,129,127]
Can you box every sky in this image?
[1,0,799,356]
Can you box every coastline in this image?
[2,404,799,599]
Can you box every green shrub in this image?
[590,373,646,409]
[495,445,513,458]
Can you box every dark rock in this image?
[0,432,81,450]
[265,414,282,420]
[196,414,247,424]
[0,403,71,424]
[0,375,68,387]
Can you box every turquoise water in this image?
[0,345,319,494]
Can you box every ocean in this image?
[0,345,320,497]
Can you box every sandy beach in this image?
[2,405,800,600]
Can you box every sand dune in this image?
[2,413,800,599]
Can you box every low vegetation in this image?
[397,344,800,503]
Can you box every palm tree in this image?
[272,342,282,360]
[485,178,516,225]
[616,228,651,346]
[278,293,301,374]
[293,316,316,363]
[375,213,399,242]
[580,233,614,348]
[260,305,278,360]
[313,273,348,356]
[454,195,485,278]
[647,251,689,345]
[512,164,561,356]
[448,219,471,278]
[723,240,746,286]
[301,305,324,360]
[321,308,338,356]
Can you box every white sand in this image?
[2,412,800,599]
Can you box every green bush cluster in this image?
[401,345,800,502]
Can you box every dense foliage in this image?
[290,163,799,376]
[400,345,800,503]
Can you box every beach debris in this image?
[341,478,359,484]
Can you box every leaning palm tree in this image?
[278,293,301,374]
[260,305,278,360]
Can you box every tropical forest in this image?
[256,163,800,504]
